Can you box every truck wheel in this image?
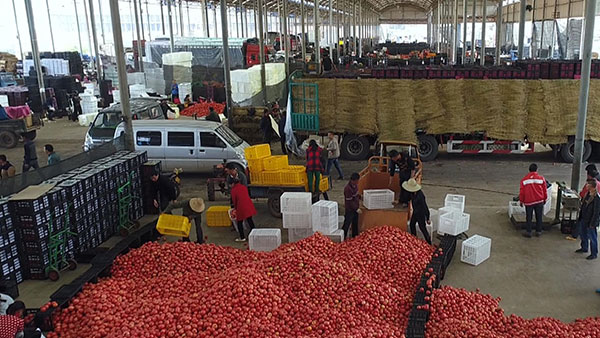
[560,139,592,163]
[340,135,371,161]
[0,131,18,148]
[417,135,439,162]
[267,190,283,218]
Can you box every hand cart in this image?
[554,182,580,235]
[118,172,142,236]
[46,211,77,282]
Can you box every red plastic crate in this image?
[400,69,414,79]
[372,69,385,78]
[386,68,399,78]
[413,69,427,79]
[428,69,442,79]
[470,69,484,79]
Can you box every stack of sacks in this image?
[280,192,313,242]
[162,52,193,85]
[437,194,470,236]
[263,63,286,86]
[312,200,344,243]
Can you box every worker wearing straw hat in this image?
[403,178,432,244]
[164,198,206,243]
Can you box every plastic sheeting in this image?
[231,63,286,103]
[146,38,245,69]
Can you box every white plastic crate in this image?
[461,235,491,266]
[312,200,339,234]
[249,228,281,252]
[363,189,395,210]
[437,206,455,227]
[324,229,345,243]
[438,211,470,236]
[288,228,314,243]
[544,185,553,215]
[280,192,313,214]
[444,194,465,212]
[429,208,439,232]
[282,212,312,229]
[508,201,525,218]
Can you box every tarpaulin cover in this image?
[4,106,31,120]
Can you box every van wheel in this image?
[340,135,371,161]
[560,139,592,163]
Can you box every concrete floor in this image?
[8,118,600,323]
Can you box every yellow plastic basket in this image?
[249,170,265,185]
[279,168,307,186]
[247,158,266,171]
[244,144,271,160]
[262,171,282,185]
[262,155,289,171]
[206,206,233,227]
[319,176,329,191]
[156,214,191,237]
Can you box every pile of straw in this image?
[295,78,600,145]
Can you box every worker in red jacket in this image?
[519,163,548,238]
[231,179,256,242]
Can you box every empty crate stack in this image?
[312,200,344,243]
[0,198,23,287]
[249,229,282,252]
[437,194,470,236]
[281,192,314,242]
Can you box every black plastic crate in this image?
[0,201,11,219]
[0,244,19,263]
[21,240,49,255]
[47,187,68,205]
[0,230,17,247]
[20,226,50,241]
[58,179,84,197]
[16,208,52,228]
[25,253,50,269]
[51,173,75,182]
[0,217,14,234]
[12,196,51,214]
[84,187,98,203]
[27,267,47,280]
[1,257,22,277]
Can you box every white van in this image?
[114,120,249,172]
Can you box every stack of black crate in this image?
[6,150,147,281]
[13,188,74,280]
[0,197,23,289]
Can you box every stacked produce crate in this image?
[0,198,23,288]
[363,189,395,209]
[312,200,344,242]
[245,143,328,191]
[7,151,147,281]
[281,192,314,242]
[436,194,470,236]
[248,229,281,252]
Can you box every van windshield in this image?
[89,111,122,139]
[88,103,163,139]
[216,125,243,147]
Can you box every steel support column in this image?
[84,0,95,70]
[98,0,106,45]
[219,0,233,127]
[258,0,267,103]
[495,3,502,64]
[461,0,467,63]
[283,0,290,77]
[315,0,321,65]
[571,0,598,189]
[161,0,166,35]
[133,0,144,71]
[204,0,210,37]
[470,0,476,63]
[11,0,24,62]
[168,0,175,51]
[88,0,103,77]
[24,0,46,107]
[480,0,486,65]
[518,0,527,58]
[45,0,56,53]
[109,0,134,151]
[301,0,306,61]
[140,0,146,41]
[452,0,458,63]
[146,1,152,41]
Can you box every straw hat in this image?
[402,178,422,193]
[189,198,205,213]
